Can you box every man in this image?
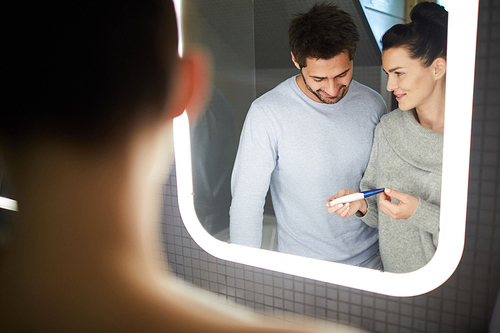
[230,3,387,268]
[0,1,355,331]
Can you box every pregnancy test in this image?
[328,188,385,207]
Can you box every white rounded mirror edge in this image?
[172,0,479,297]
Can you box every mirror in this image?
[173,0,479,296]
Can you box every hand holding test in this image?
[328,188,385,207]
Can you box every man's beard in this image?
[303,76,350,104]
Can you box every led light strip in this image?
[0,196,17,212]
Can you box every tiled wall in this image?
[161,1,500,332]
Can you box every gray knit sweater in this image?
[359,109,443,273]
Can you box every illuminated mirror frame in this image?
[172,0,479,297]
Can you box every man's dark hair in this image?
[288,2,359,68]
[2,1,179,148]
[382,2,448,67]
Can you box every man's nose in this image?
[325,79,338,96]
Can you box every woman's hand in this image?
[379,188,419,219]
[325,189,368,218]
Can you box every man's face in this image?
[293,52,353,104]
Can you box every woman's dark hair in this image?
[382,2,448,67]
[2,1,179,148]
[288,2,359,68]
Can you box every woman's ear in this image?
[433,57,447,80]
[163,48,212,124]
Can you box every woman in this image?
[326,2,448,273]
[0,1,347,331]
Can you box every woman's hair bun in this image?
[381,1,448,66]
[410,2,448,28]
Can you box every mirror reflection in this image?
[186,0,448,274]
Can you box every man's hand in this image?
[326,189,368,218]
[379,188,418,219]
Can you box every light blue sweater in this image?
[229,76,386,264]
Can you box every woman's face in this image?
[382,47,440,112]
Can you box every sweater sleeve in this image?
[229,103,278,248]
[407,199,440,247]
[358,125,382,228]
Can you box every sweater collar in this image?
[380,109,443,174]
